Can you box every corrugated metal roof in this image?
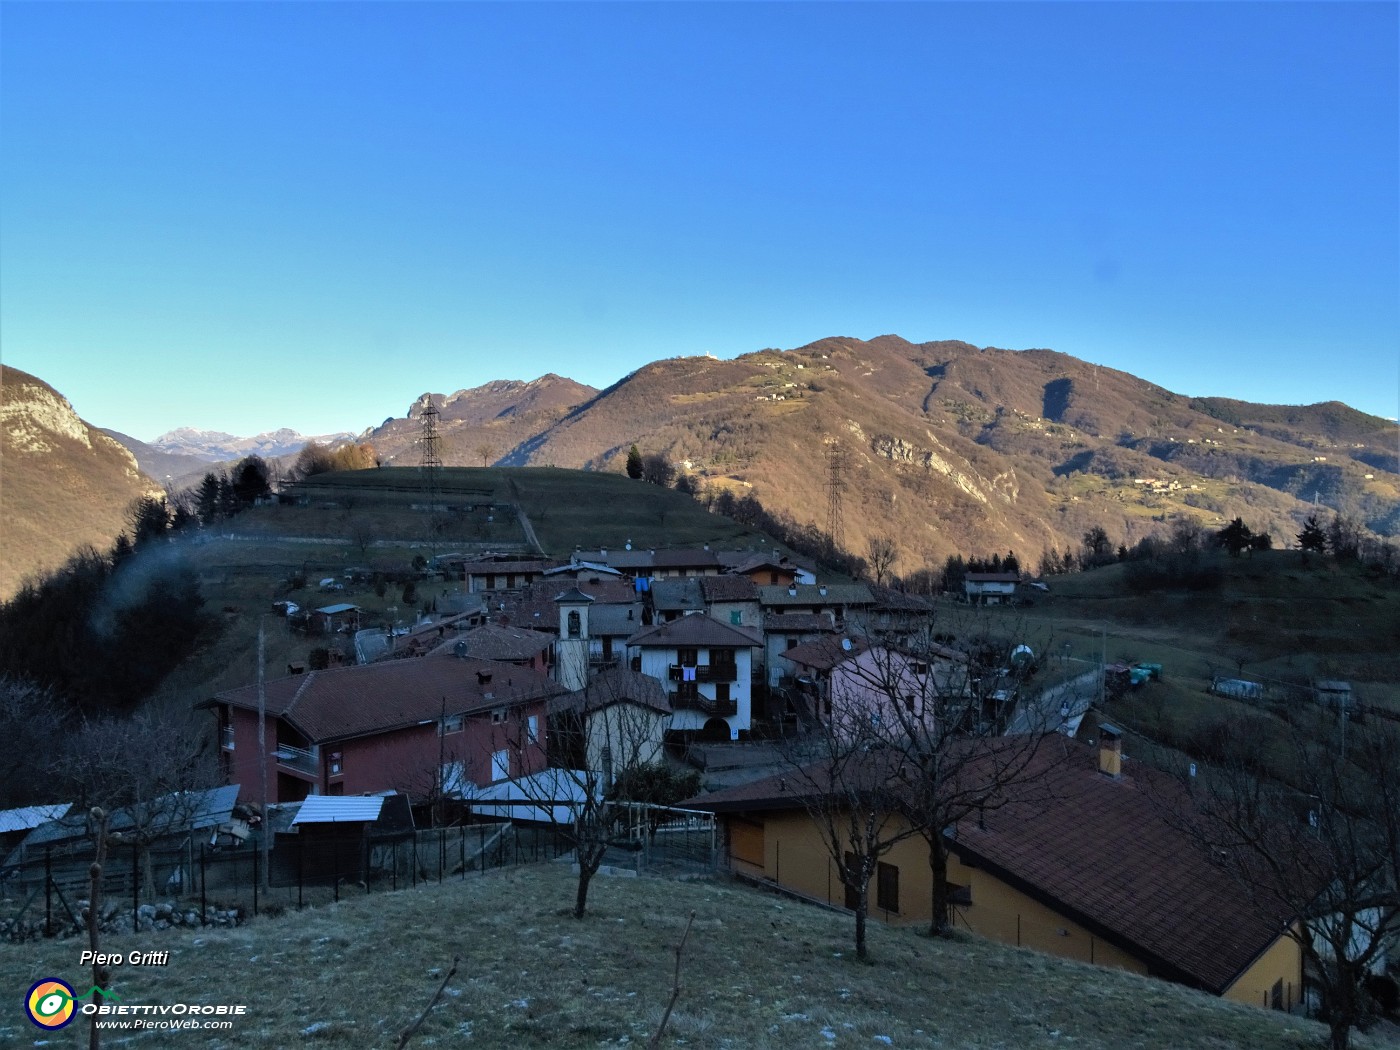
[315,603,359,615]
[292,795,385,824]
[0,803,71,835]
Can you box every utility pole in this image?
[257,616,270,890]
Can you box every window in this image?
[730,610,742,626]
[439,714,463,735]
[491,749,510,781]
[785,637,798,650]
[949,883,973,906]
[678,647,698,667]
[491,708,507,725]
[567,609,581,637]
[328,751,343,776]
[526,715,539,743]
[877,862,899,914]
[714,683,731,704]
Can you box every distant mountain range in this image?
[147,426,356,462]
[8,338,1399,597]
[356,336,1399,573]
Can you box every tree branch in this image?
[647,910,696,1049]
[394,955,459,1050]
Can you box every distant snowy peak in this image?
[149,427,356,462]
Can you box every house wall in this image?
[1223,927,1303,1010]
[635,646,753,738]
[219,698,550,803]
[707,600,762,630]
[584,705,669,778]
[720,810,1302,1002]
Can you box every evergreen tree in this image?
[1297,514,1328,555]
[195,472,222,526]
[625,444,644,480]
[1215,517,1255,557]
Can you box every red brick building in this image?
[206,655,566,804]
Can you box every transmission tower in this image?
[419,403,442,555]
[825,442,847,553]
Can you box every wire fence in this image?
[2,806,716,942]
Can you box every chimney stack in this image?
[1098,723,1122,778]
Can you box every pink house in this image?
[206,654,566,804]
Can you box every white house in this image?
[625,615,761,740]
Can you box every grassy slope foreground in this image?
[0,865,1341,1050]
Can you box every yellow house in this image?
[686,734,1303,1011]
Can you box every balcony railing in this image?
[220,725,235,750]
[668,662,738,684]
[275,742,319,775]
[669,692,738,718]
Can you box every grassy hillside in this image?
[0,864,1347,1049]
[143,467,796,701]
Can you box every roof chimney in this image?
[1098,723,1122,778]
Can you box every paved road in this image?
[1008,668,1101,736]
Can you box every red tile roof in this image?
[626,614,761,649]
[698,575,760,603]
[426,623,553,662]
[213,656,565,743]
[684,739,1296,995]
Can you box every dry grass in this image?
[0,864,1349,1049]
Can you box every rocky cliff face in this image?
[1,367,158,599]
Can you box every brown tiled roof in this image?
[763,613,837,634]
[649,548,721,570]
[780,637,867,671]
[550,667,671,717]
[699,575,759,602]
[497,579,640,627]
[650,578,705,611]
[213,657,565,744]
[684,740,1294,996]
[626,614,761,649]
[867,585,936,612]
[457,559,559,576]
[426,623,553,662]
[759,583,874,607]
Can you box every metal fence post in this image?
[297,836,304,910]
[392,840,398,892]
[200,844,207,926]
[253,849,259,916]
[132,846,139,931]
[333,834,340,903]
[438,828,444,884]
[460,828,465,881]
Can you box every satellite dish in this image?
[454,641,468,658]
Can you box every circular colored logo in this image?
[26,978,76,1029]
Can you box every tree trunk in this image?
[854,896,869,961]
[573,867,592,920]
[927,835,952,938]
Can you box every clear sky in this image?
[3,2,1396,440]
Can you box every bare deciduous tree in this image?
[474,443,498,468]
[865,534,899,587]
[1170,714,1400,1050]
[502,667,674,918]
[55,710,216,901]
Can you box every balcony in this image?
[668,692,738,718]
[275,742,319,776]
[668,662,738,684]
[220,725,235,750]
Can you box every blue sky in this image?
[3,2,1396,439]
